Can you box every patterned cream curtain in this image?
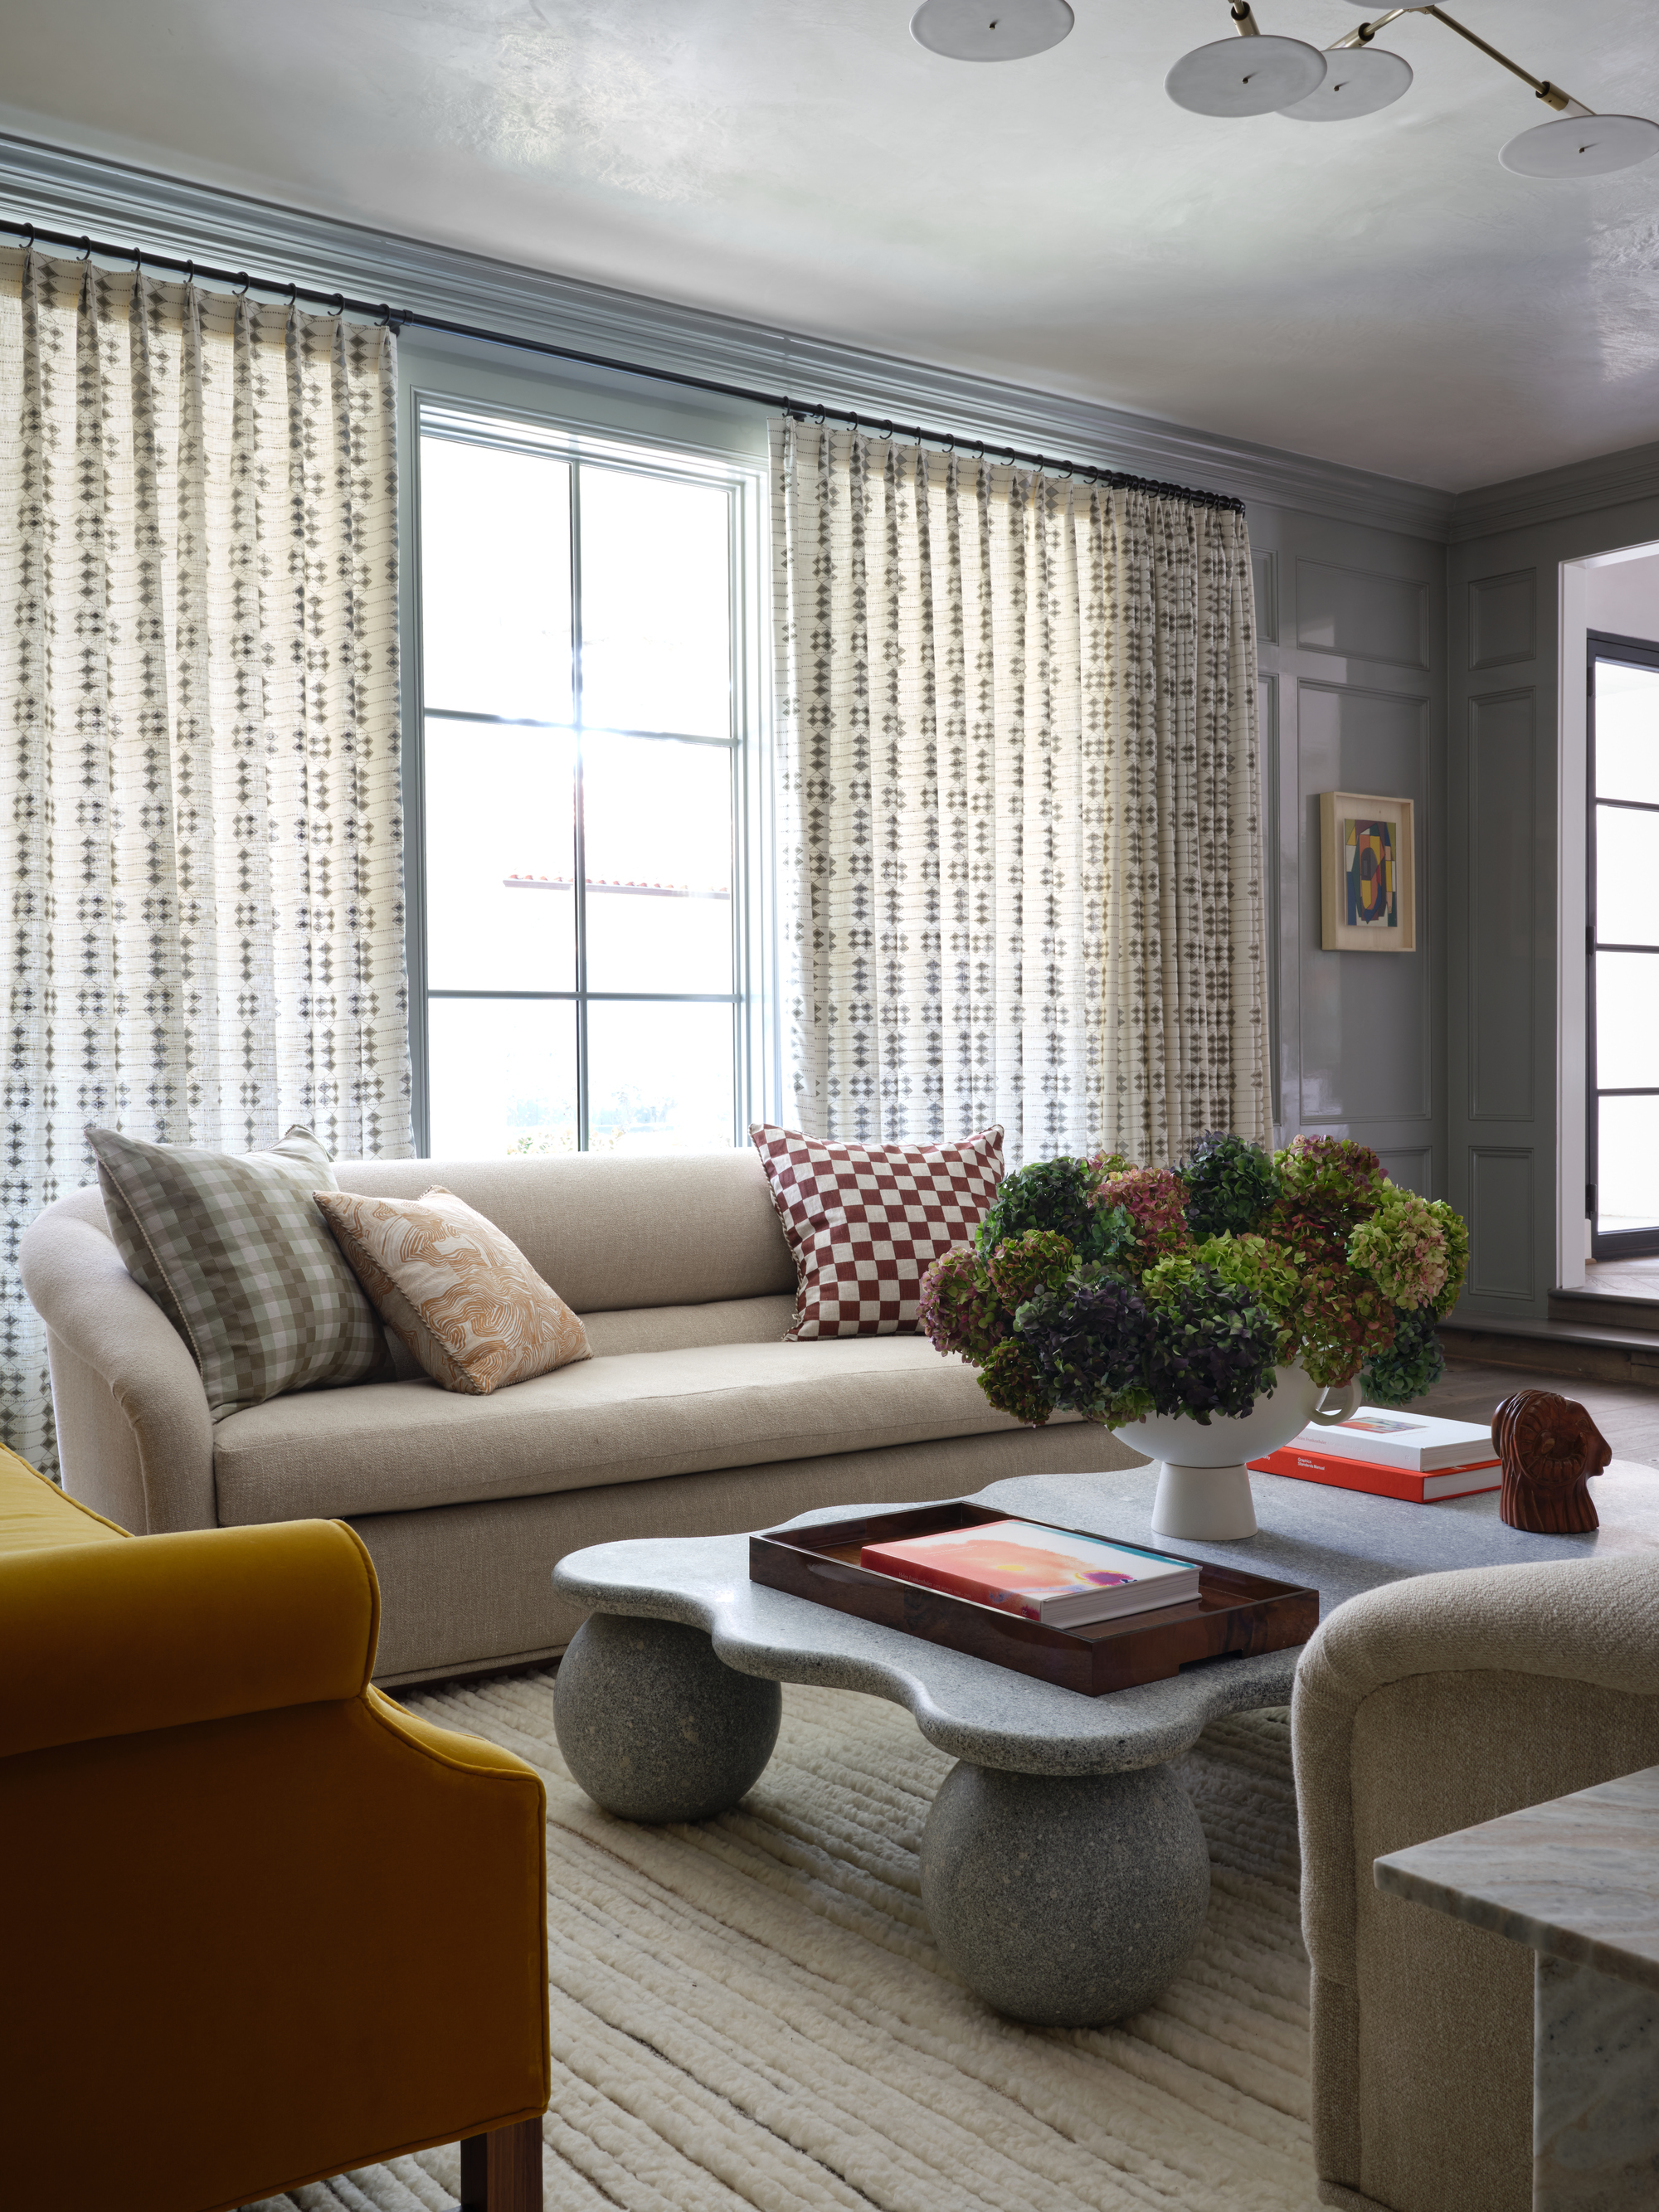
[770,416,1268,1170]
[0,248,411,1466]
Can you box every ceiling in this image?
[4,0,1659,495]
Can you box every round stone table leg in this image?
[919,1759,1210,2025]
[554,1612,781,1823]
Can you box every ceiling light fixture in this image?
[1163,0,1659,173]
[909,0,1075,63]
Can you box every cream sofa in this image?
[1294,1555,1659,2212]
[22,1149,1136,1685]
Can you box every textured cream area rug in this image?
[247,1674,1316,2212]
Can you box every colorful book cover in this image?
[1251,1446,1501,1504]
[859,1519,1199,1626]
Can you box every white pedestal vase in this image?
[1115,1363,1364,1542]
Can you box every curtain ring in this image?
[879,419,894,441]
[327,292,344,317]
[182,259,195,284]
[17,221,33,253]
[76,236,92,260]
[376,302,392,326]
[232,271,251,296]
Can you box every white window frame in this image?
[397,332,777,1156]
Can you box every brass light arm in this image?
[1330,11,1409,54]
[1423,5,1592,116]
[1229,3,1261,38]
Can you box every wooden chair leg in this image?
[459,2115,542,2212]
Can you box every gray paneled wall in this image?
[1446,490,1659,1317]
[1249,506,1447,1201]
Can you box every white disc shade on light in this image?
[1500,112,1659,177]
[1279,44,1412,120]
[909,0,1074,62]
[1166,36,1328,119]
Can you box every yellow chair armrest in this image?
[0,1518,378,1759]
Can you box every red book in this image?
[1250,1446,1501,1505]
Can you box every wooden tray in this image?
[750,1501,1318,1697]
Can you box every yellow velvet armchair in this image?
[0,1446,550,2212]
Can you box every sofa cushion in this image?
[88,1123,392,1421]
[318,1186,590,1394]
[321,1150,797,1314]
[750,1122,1004,1339]
[212,1336,1037,1524]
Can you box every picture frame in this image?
[1319,790,1416,952]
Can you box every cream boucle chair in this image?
[1293,1555,1659,2212]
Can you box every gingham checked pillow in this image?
[89,1123,392,1422]
[750,1123,1005,1339]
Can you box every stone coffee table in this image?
[552,1458,1659,2027]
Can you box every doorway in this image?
[1587,631,1659,1260]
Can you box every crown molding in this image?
[1448,440,1659,546]
[0,127,1456,541]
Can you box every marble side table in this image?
[1377,1767,1659,2210]
[553,1460,1659,2029]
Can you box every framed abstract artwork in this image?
[1319,791,1416,952]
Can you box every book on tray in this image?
[858,1519,1200,1629]
[1251,1406,1499,1503]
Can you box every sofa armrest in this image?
[1293,1556,1659,2212]
[1295,1555,1659,1986]
[2,1661,549,2211]
[21,1188,216,1531]
[0,1519,378,1759]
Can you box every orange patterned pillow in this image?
[315,1186,590,1396]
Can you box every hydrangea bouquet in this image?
[918,1134,1469,1431]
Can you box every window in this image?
[411,401,762,1156]
[1587,634,1659,1258]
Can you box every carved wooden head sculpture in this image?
[1491,1390,1612,1534]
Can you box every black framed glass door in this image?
[1588,632,1659,1259]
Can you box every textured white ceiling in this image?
[4,0,1659,493]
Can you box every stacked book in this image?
[1250,1408,1500,1504]
[858,1518,1199,1628]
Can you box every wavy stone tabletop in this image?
[1375,1764,1659,1991]
[554,1460,1659,1777]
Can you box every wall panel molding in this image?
[1467,1146,1536,1299]
[1468,569,1537,670]
[0,129,1459,537]
[1295,560,1428,668]
[1467,688,1537,1122]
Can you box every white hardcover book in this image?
[1292,1407,1499,1474]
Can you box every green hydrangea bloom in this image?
[917,1247,1007,1367]
[976,1338,1053,1425]
[1140,1253,1203,1307]
[986,1229,1075,1311]
[1361,1301,1446,1405]
[1273,1135,1388,1216]
[1428,1199,1471,1316]
[1346,1188,1450,1310]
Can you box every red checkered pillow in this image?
[750,1123,1005,1339]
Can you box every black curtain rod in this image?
[2,216,1244,515]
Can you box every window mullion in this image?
[572,458,591,1154]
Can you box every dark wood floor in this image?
[1419,1359,1659,1471]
